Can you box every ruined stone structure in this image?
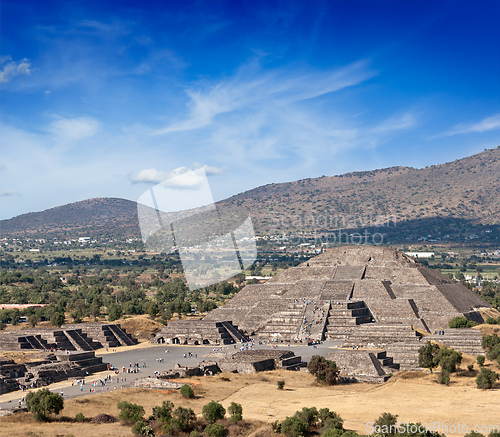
[218,349,305,373]
[159,246,490,374]
[326,350,399,383]
[0,323,137,352]
[203,246,489,343]
[0,351,108,394]
[154,320,246,345]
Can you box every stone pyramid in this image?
[203,245,490,344]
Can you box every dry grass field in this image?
[1,356,499,437]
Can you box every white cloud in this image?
[152,59,377,135]
[371,113,415,133]
[46,116,100,143]
[130,164,227,185]
[0,189,20,197]
[433,113,500,138]
[0,56,33,83]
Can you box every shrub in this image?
[437,346,462,374]
[205,423,225,437]
[230,413,243,424]
[487,344,500,361]
[150,400,174,422]
[202,401,226,424]
[117,401,145,423]
[449,316,469,328]
[321,429,344,437]
[75,412,85,422]
[50,312,65,327]
[464,432,485,437]
[294,407,318,426]
[318,408,343,430]
[307,355,339,385]
[180,384,195,399]
[132,420,155,436]
[26,388,64,421]
[373,412,398,437]
[489,431,500,437]
[468,364,474,371]
[438,369,450,386]
[190,431,201,437]
[418,341,440,373]
[485,317,497,325]
[482,334,500,352]
[277,380,285,390]
[477,355,485,367]
[228,402,242,416]
[476,368,499,389]
[281,416,309,437]
[172,406,196,432]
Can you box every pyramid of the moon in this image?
[199,246,490,344]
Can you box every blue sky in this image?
[1,0,499,220]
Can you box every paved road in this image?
[0,340,341,411]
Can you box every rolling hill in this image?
[2,147,500,243]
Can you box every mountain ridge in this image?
[2,147,500,241]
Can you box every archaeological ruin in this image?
[155,246,490,372]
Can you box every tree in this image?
[449,316,476,328]
[26,388,64,421]
[108,304,122,322]
[147,302,158,319]
[477,355,485,367]
[294,407,318,427]
[202,401,225,424]
[205,423,225,437]
[117,401,145,423]
[150,401,174,423]
[228,402,242,416]
[28,314,39,328]
[373,412,398,437]
[318,408,344,431]
[50,312,65,327]
[418,341,440,373]
[307,355,339,385]
[171,406,196,432]
[281,416,309,437]
[476,368,499,389]
[132,420,155,436]
[482,334,500,352]
[180,384,194,398]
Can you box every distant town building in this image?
[404,252,434,258]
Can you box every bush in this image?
[477,355,485,367]
[485,317,497,325]
[418,341,440,373]
[172,406,196,432]
[150,400,174,422]
[318,408,343,431]
[294,407,318,426]
[202,401,226,424]
[449,316,477,328]
[75,412,85,422]
[373,412,398,437]
[281,416,309,437]
[132,420,155,436]
[307,355,339,385]
[190,431,201,437]
[438,369,450,385]
[180,384,194,398]
[50,312,65,327]
[437,346,462,374]
[277,380,285,390]
[228,402,242,416]
[117,401,145,423]
[464,432,485,437]
[205,423,225,437]
[321,429,344,437]
[231,413,243,424]
[489,431,500,437]
[468,364,474,371]
[487,344,500,361]
[26,388,64,421]
[476,368,499,389]
[482,334,500,352]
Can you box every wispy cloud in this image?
[46,116,100,143]
[130,163,228,185]
[0,189,20,197]
[0,56,33,83]
[152,59,377,135]
[433,113,500,138]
